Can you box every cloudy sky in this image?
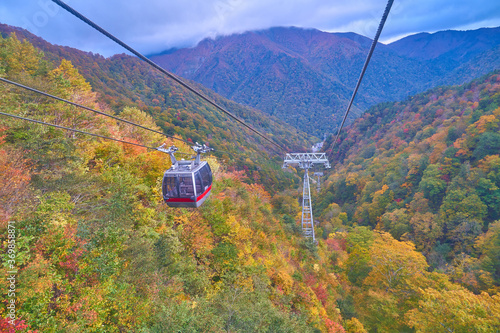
[1,0,499,57]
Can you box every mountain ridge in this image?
[151,26,500,137]
[388,27,500,61]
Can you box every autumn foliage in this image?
[1,31,500,332]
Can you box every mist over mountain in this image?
[151,26,500,137]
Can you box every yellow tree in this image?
[48,59,103,132]
[364,231,429,294]
[0,33,46,77]
[406,287,500,332]
[117,106,164,147]
[49,59,94,101]
[475,220,500,287]
[359,231,430,331]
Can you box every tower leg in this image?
[301,169,315,241]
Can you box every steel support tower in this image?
[283,153,330,241]
[301,169,314,238]
[313,172,324,192]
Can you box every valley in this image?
[0,21,499,332]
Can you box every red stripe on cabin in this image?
[197,184,212,201]
[167,198,195,203]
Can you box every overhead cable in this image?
[52,0,286,153]
[0,77,192,146]
[0,111,165,150]
[329,0,394,157]
[0,111,190,157]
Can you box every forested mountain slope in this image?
[151,26,500,137]
[388,27,500,63]
[0,24,315,193]
[320,70,500,284]
[292,71,500,331]
[1,30,500,333]
[0,30,342,332]
[388,27,500,90]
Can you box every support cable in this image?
[0,111,194,157]
[0,111,161,150]
[52,0,286,153]
[0,77,191,145]
[329,0,394,157]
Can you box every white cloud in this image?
[1,0,499,56]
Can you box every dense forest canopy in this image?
[0,29,500,333]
